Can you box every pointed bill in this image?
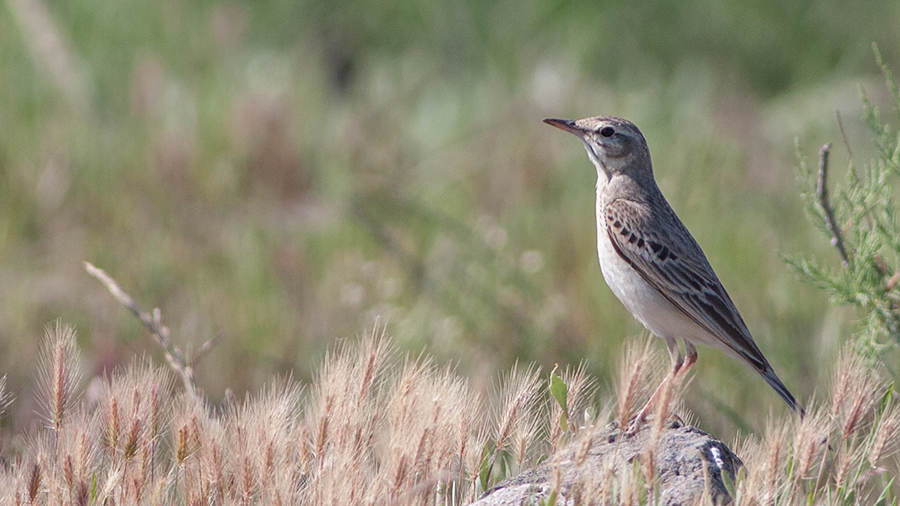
[542,118,584,137]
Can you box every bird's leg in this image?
[651,340,697,429]
[626,337,682,434]
[677,341,697,378]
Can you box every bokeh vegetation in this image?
[1,0,899,442]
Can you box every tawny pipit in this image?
[544,116,803,418]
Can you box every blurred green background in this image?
[1,0,898,438]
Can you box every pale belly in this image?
[595,228,723,351]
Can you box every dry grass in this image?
[0,323,897,505]
[733,346,900,506]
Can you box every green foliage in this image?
[789,47,900,358]
[1,0,896,439]
[549,368,569,434]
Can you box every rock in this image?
[471,418,741,506]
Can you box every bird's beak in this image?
[543,118,583,137]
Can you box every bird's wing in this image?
[604,198,769,371]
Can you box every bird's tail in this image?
[759,367,805,418]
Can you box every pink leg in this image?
[679,341,697,377]
[627,337,684,434]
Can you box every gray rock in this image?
[471,418,740,506]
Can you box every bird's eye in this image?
[599,126,615,138]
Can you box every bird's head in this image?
[543,116,652,180]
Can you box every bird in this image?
[543,115,804,423]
